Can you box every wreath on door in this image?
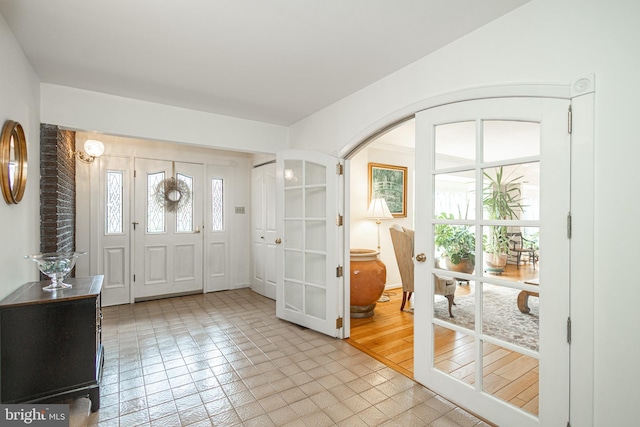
[154,176,191,212]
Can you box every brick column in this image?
[39,124,77,277]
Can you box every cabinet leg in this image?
[89,388,100,412]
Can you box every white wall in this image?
[350,146,414,288]
[291,0,640,425]
[0,14,41,299]
[40,84,289,155]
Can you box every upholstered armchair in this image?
[389,225,414,311]
[389,225,456,316]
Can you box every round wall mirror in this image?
[1,120,28,204]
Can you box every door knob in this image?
[275,238,282,244]
[415,253,427,262]
[195,227,201,234]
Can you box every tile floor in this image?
[88,288,490,427]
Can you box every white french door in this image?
[414,98,570,426]
[276,150,343,337]
[133,159,204,300]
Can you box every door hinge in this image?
[133,274,136,282]
[134,170,137,178]
[567,212,572,238]
[567,317,572,344]
[567,422,571,427]
[336,316,343,329]
[336,214,343,226]
[336,265,343,277]
[336,163,343,175]
[568,105,572,134]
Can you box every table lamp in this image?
[367,198,394,250]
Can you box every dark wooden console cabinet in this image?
[0,275,103,412]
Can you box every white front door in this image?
[276,150,343,337]
[133,158,204,300]
[414,98,570,426]
[251,163,278,299]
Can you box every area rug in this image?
[434,284,539,351]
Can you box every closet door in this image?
[251,163,277,299]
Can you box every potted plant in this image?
[482,166,525,272]
[434,213,475,274]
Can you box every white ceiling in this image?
[0,0,529,126]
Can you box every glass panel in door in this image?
[176,173,193,232]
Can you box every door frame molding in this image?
[341,83,572,159]
[342,77,595,426]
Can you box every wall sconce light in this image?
[71,139,104,164]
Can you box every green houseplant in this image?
[434,213,475,273]
[482,166,525,272]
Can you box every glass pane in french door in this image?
[481,340,539,415]
[482,282,539,351]
[483,120,540,161]
[434,121,476,169]
[434,170,476,220]
[434,324,476,384]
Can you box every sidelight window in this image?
[106,171,123,234]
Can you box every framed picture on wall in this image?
[368,162,407,218]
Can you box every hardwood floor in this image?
[347,288,415,377]
[346,263,539,416]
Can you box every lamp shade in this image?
[83,139,105,157]
[367,198,393,220]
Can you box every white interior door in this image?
[134,159,204,300]
[414,98,570,426]
[276,150,343,337]
[251,163,277,299]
